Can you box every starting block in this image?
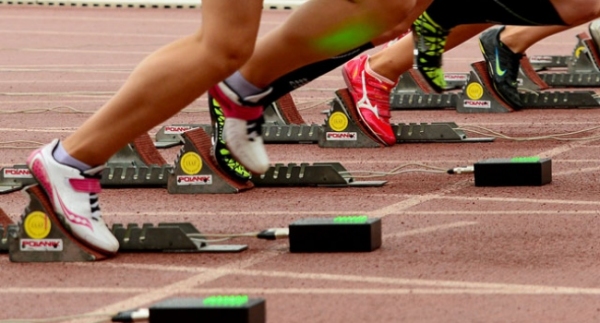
[167,127,386,193]
[155,89,493,149]
[324,88,493,147]
[525,32,600,88]
[9,185,112,262]
[456,61,600,113]
[167,128,254,194]
[0,164,36,194]
[154,94,321,148]
[528,31,600,74]
[2,186,248,262]
[0,127,387,195]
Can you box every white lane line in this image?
[0,287,150,294]
[368,181,472,219]
[68,262,600,294]
[74,251,282,323]
[5,287,600,296]
[439,195,600,205]
[383,221,478,240]
[168,287,600,295]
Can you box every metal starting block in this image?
[0,165,36,194]
[154,94,321,147]
[390,69,460,110]
[1,186,247,262]
[167,127,386,193]
[321,89,493,147]
[113,222,247,253]
[0,128,387,194]
[8,185,112,262]
[456,61,600,113]
[528,31,600,73]
[525,32,600,88]
[251,162,385,187]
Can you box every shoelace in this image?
[81,170,103,221]
[246,116,264,141]
[89,193,101,221]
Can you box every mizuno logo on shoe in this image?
[495,48,506,77]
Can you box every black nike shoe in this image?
[479,26,524,109]
[208,94,251,182]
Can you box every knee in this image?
[199,36,255,77]
[553,0,600,25]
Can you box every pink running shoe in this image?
[342,54,396,146]
[208,82,270,175]
[27,140,119,255]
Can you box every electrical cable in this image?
[0,313,114,323]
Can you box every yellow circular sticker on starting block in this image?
[466,83,484,100]
[180,152,202,175]
[574,46,585,58]
[329,112,349,132]
[23,211,51,239]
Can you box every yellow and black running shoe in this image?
[412,12,449,92]
[208,95,251,181]
[479,26,524,109]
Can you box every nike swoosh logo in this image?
[495,47,506,77]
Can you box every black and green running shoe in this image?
[208,94,252,181]
[412,12,448,92]
[479,26,524,109]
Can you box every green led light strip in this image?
[203,295,249,307]
[510,156,540,163]
[333,215,368,223]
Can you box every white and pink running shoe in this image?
[27,140,119,255]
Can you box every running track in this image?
[1,5,600,323]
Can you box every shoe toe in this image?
[358,108,396,146]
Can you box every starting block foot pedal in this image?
[148,296,265,323]
[288,216,381,253]
[318,89,385,148]
[474,157,552,186]
[167,128,254,194]
[9,185,112,262]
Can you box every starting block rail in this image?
[0,127,387,194]
[155,90,492,149]
[457,61,600,113]
[0,187,248,262]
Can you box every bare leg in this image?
[370,24,491,82]
[498,25,571,53]
[62,0,264,166]
[239,0,420,88]
[551,0,600,25]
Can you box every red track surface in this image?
[2,5,600,323]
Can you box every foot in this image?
[412,12,448,92]
[208,82,270,175]
[479,26,524,109]
[208,95,252,181]
[342,54,396,146]
[26,140,119,255]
